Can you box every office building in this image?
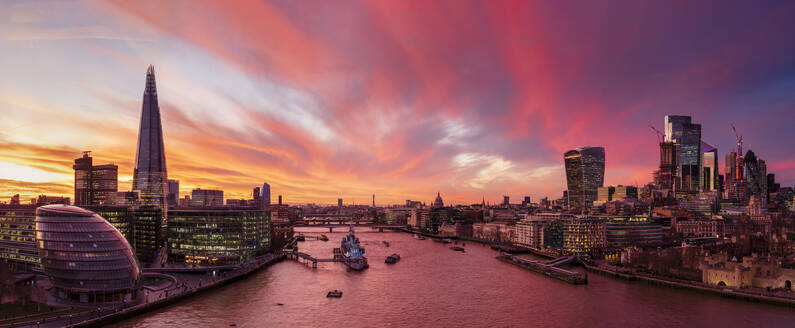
[564,147,605,212]
[190,188,224,207]
[563,218,606,254]
[167,208,271,265]
[744,150,767,205]
[664,115,701,193]
[132,65,168,207]
[658,141,677,189]
[35,205,141,304]
[0,205,39,273]
[260,182,271,207]
[132,206,164,264]
[73,151,119,206]
[701,141,719,192]
[167,179,179,206]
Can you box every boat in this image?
[382,241,390,247]
[442,238,453,243]
[450,246,465,252]
[326,290,343,298]
[341,227,368,270]
[319,234,329,241]
[414,234,426,240]
[297,234,305,241]
[385,253,401,264]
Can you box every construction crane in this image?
[648,125,664,143]
[731,123,744,199]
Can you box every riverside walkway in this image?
[1,253,285,328]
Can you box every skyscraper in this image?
[701,141,718,192]
[744,150,767,205]
[564,146,605,212]
[658,141,677,190]
[132,65,168,208]
[260,182,271,207]
[664,115,701,194]
[167,179,179,206]
[73,151,118,206]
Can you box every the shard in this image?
[132,65,168,207]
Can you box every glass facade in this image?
[133,206,164,264]
[744,150,767,205]
[0,206,40,273]
[167,208,270,266]
[563,218,606,254]
[35,205,141,304]
[564,147,605,212]
[84,205,135,249]
[665,115,702,194]
[133,65,168,207]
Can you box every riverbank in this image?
[71,253,286,327]
[584,262,795,307]
[497,255,587,285]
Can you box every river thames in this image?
[113,228,795,327]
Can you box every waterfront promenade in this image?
[585,261,795,307]
[0,253,285,328]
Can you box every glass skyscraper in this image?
[132,65,168,208]
[564,147,605,212]
[664,115,701,194]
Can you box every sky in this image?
[1,0,794,205]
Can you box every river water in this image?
[113,227,795,327]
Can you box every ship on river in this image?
[341,227,369,270]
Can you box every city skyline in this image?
[2,1,795,205]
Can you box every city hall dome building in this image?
[35,205,141,304]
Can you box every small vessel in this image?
[326,290,343,298]
[382,241,390,247]
[319,234,329,241]
[450,246,465,252]
[341,227,368,271]
[385,253,401,264]
[414,234,426,240]
[442,238,453,243]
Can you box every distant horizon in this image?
[1,1,794,204]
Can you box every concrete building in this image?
[167,179,179,206]
[0,205,39,273]
[73,151,119,206]
[563,218,606,254]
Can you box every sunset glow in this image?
[1,0,794,204]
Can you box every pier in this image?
[497,255,587,285]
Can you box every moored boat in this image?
[341,227,368,270]
[414,234,426,240]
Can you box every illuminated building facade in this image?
[167,208,270,265]
[664,115,701,194]
[701,141,719,192]
[84,205,135,249]
[35,205,141,304]
[563,218,606,254]
[132,206,164,264]
[564,147,605,212]
[132,65,168,208]
[0,205,39,273]
[658,141,677,189]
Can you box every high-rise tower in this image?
[664,115,701,194]
[132,65,168,207]
[564,146,605,212]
